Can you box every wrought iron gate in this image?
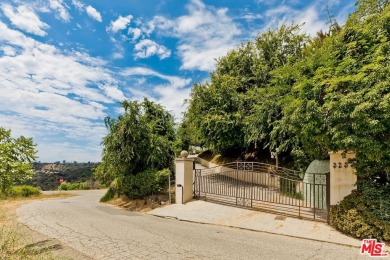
[194,162,330,222]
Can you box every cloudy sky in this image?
[0,0,355,162]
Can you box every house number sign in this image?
[333,162,349,168]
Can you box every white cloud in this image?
[1,45,17,56]
[121,67,190,88]
[86,5,102,22]
[102,85,126,101]
[0,112,105,161]
[241,13,262,20]
[152,84,192,121]
[112,51,124,60]
[261,1,350,37]
[150,0,241,71]
[71,0,84,11]
[70,1,102,23]
[48,0,71,22]
[1,3,49,36]
[298,7,326,36]
[121,67,192,120]
[107,15,133,33]
[134,39,171,60]
[128,27,142,40]
[37,142,102,162]
[0,21,127,161]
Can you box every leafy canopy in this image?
[94,98,175,197]
[0,127,37,193]
[181,0,390,186]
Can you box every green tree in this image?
[182,0,390,184]
[94,98,175,198]
[183,24,308,156]
[0,127,37,194]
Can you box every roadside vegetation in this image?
[94,98,174,204]
[30,162,100,191]
[1,201,50,259]
[176,0,390,242]
[0,127,41,200]
[4,185,41,198]
[0,192,75,259]
[57,180,103,191]
[0,127,37,197]
[0,127,56,258]
[0,221,52,259]
[330,186,390,242]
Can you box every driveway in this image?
[17,190,368,259]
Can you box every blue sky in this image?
[0,0,355,162]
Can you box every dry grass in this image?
[107,187,175,212]
[0,193,74,260]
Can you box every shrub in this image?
[122,169,170,199]
[6,186,41,197]
[58,181,91,191]
[100,187,117,202]
[58,182,69,191]
[101,168,171,200]
[330,185,390,242]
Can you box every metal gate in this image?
[194,162,330,222]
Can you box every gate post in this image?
[175,150,194,204]
[328,151,356,206]
[326,172,330,224]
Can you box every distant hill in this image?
[29,162,100,191]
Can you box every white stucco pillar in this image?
[175,150,194,204]
[329,151,357,205]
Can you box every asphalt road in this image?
[16,190,368,260]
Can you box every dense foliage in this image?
[4,185,41,198]
[330,187,390,242]
[0,127,37,194]
[58,181,92,191]
[95,98,175,199]
[30,162,99,190]
[118,168,171,199]
[181,0,390,186]
[179,0,390,241]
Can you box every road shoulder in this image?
[0,193,92,259]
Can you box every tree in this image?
[94,98,175,198]
[183,24,308,155]
[181,0,390,185]
[0,127,37,193]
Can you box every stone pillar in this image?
[329,151,357,205]
[175,150,194,204]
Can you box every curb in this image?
[148,213,361,249]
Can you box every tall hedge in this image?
[94,98,175,199]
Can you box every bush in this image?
[6,186,41,197]
[121,168,170,199]
[58,182,69,191]
[330,185,390,242]
[58,181,91,191]
[100,187,117,202]
[100,168,171,201]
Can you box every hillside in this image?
[29,162,100,191]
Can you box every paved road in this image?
[17,190,368,260]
